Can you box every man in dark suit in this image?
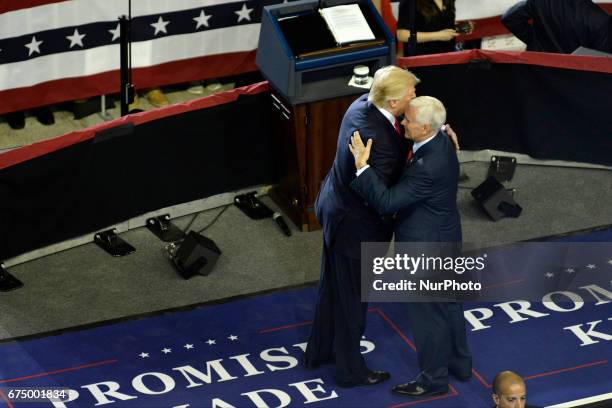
[501,0,612,54]
[492,371,542,408]
[349,96,471,396]
[304,66,419,388]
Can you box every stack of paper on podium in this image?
[319,4,375,45]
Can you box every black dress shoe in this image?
[7,111,25,129]
[337,370,390,388]
[392,381,448,397]
[33,107,54,125]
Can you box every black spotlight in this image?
[471,176,522,221]
[167,232,221,279]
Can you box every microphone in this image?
[273,212,292,237]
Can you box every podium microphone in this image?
[273,212,292,237]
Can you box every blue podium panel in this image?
[256,0,395,105]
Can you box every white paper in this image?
[320,4,375,45]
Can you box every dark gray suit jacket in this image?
[350,130,461,243]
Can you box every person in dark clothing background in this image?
[397,0,468,55]
[501,0,612,54]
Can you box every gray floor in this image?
[1,160,611,341]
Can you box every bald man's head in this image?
[492,371,527,408]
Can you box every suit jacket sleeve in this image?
[501,0,534,46]
[349,164,432,215]
[357,121,400,187]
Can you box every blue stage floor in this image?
[1,228,612,407]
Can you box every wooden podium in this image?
[256,0,396,230]
[269,92,357,231]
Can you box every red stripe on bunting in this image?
[0,51,257,115]
[0,0,67,13]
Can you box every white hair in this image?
[409,96,446,133]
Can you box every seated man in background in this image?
[501,0,612,54]
[492,371,542,408]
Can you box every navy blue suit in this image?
[501,0,612,54]
[305,93,408,384]
[351,131,472,389]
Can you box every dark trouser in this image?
[408,302,472,388]
[305,243,369,384]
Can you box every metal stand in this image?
[146,214,186,242]
[488,155,517,181]
[119,4,135,116]
[98,95,113,121]
[0,263,23,292]
[94,229,135,257]
[234,192,273,219]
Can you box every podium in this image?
[256,0,395,230]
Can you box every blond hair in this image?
[368,66,420,109]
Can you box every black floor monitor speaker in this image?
[172,231,221,279]
[471,176,522,221]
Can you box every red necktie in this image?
[393,120,401,135]
[407,148,414,162]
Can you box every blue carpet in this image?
[1,231,612,407]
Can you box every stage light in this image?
[166,231,221,279]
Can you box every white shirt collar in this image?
[412,131,438,154]
[376,106,396,126]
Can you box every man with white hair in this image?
[349,96,471,397]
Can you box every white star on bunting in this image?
[235,4,253,22]
[184,344,194,350]
[586,264,596,269]
[25,36,43,56]
[161,348,172,354]
[139,352,150,358]
[206,339,216,345]
[151,16,170,35]
[228,335,239,341]
[194,10,212,29]
[109,23,121,41]
[566,268,575,274]
[66,29,86,48]
[545,272,554,278]
[608,259,612,266]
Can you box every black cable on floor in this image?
[196,205,230,234]
[182,213,199,233]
